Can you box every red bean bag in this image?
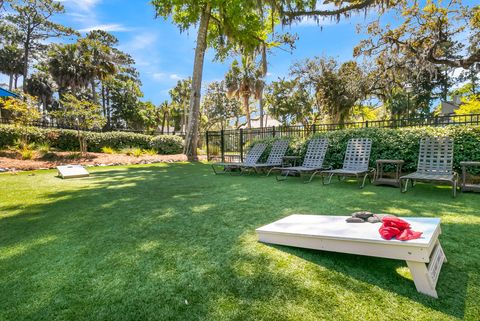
[379,217,423,241]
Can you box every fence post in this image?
[312,124,316,135]
[220,129,225,162]
[272,126,276,138]
[205,131,210,161]
[365,120,369,128]
[239,128,244,162]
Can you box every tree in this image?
[355,1,480,71]
[52,94,105,154]
[82,30,118,106]
[202,81,241,130]
[25,70,56,114]
[225,55,265,129]
[1,94,41,127]
[4,0,77,90]
[265,78,312,126]
[158,101,172,134]
[47,43,92,99]
[152,0,396,159]
[106,77,143,129]
[0,45,24,90]
[454,95,480,115]
[169,78,192,133]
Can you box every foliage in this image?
[455,95,480,115]
[2,0,77,89]
[169,78,192,132]
[122,147,144,158]
[225,54,265,129]
[0,124,185,155]
[150,135,184,154]
[201,80,241,130]
[1,95,41,126]
[251,125,480,172]
[52,94,106,154]
[265,78,313,126]
[101,146,115,154]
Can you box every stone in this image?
[352,211,373,219]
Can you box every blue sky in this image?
[50,0,387,105]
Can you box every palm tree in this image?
[25,71,56,114]
[81,34,117,108]
[0,45,24,91]
[158,101,171,134]
[47,43,92,100]
[225,54,265,129]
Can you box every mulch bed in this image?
[0,150,199,172]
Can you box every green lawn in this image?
[1,163,479,321]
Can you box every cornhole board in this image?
[256,215,446,298]
[57,165,90,179]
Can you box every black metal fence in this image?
[205,113,480,162]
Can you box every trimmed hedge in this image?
[251,126,480,172]
[0,124,184,155]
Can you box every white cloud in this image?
[169,74,183,81]
[151,73,185,82]
[57,0,101,12]
[78,23,131,33]
[119,32,158,52]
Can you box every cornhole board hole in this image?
[256,215,446,298]
[57,165,90,179]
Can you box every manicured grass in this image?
[1,163,479,321]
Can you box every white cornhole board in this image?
[57,165,90,179]
[256,215,446,298]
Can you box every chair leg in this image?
[324,173,334,185]
[307,171,319,183]
[360,173,368,189]
[276,170,290,181]
[266,167,275,177]
[401,179,408,193]
[452,180,457,198]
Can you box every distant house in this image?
[440,96,462,116]
[239,115,282,129]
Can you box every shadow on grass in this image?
[0,163,478,320]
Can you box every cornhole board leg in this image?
[406,242,446,298]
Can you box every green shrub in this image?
[150,135,184,154]
[250,126,480,172]
[0,125,185,155]
[20,148,35,160]
[101,146,115,154]
[143,148,157,156]
[36,142,50,154]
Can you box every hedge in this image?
[251,126,480,172]
[0,124,184,155]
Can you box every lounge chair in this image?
[319,138,373,188]
[242,140,289,174]
[211,143,266,175]
[267,138,330,182]
[400,137,458,197]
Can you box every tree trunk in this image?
[243,94,251,129]
[8,74,13,91]
[91,79,98,106]
[22,30,31,92]
[161,112,166,134]
[259,91,264,128]
[14,74,19,89]
[183,4,211,160]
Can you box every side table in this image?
[374,159,404,187]
[460,161,480,192]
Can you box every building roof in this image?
[0,88,18,98]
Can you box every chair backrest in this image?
[416,137,454,175]
[244,143,267,166]
[342,138,372,172]
[265,140,289,165]
[302,138,329,168]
